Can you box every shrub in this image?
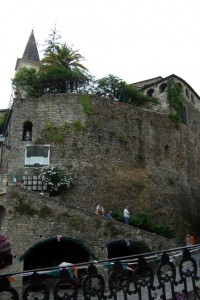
[72,120,84,131]
[40,164,76,196]
[111,211,175,238]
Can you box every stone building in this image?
[132,74,200,113]
[0,31,200,276]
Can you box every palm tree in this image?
[39,43,89,92]
[40,43,88,71]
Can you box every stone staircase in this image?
[0,174,7,195]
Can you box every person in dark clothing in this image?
[0,233,13,270]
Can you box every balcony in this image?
[0,244,200,299]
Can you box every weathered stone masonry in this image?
[0,187,176,274]
[2,92,200,274]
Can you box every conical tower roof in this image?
[22,30,40,62]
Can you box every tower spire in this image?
[22,30,40,62]
[15,30,40,71]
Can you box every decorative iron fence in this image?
[0,245,200,300]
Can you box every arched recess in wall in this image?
[159,83,167,93]
[0,205,6,231]
[107,239,150,259]
[185,88,189,98]
[146,89,154,97]
[181,106,187,125]
[23,121,32,141]
[20,236,97,283]
[165,145,170,158]
[191,94,194,103]
[177,82,183,89]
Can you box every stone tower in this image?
[15,30,40,72]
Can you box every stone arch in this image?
[159,83,167,93]
[107,239,150,259]
[146,88,154,97]
[20,236,97,272]
[23,121,32,141]
[0,205,6,231]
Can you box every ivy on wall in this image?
[167,79,185,125]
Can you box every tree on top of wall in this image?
[12,26,90,97]
[95,74,159,108]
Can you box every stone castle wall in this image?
[1,93,200,268]
[3,95,200,224]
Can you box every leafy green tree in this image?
[123,84,158,108]
[12,68,40,97]
[39,43,89,93]
[12,42,90,96]
[95,74,126,98]
[95,74,158,108]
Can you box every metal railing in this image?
[0,245,200,299]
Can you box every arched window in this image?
[178,82,183,89]
[159,83,167,93]
[191,94,194,102]
[146,88,154,97]
[23,121,33,141]
[185,89,189,98]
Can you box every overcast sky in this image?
[0,0,200,108]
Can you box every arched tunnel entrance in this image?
[20,237,97,285]
[107,240,151,278]
[107,239,150,259]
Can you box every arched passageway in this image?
[107,239,150,259]
[21,237,97,271]
[20,237,97,286]
[107,240,151,278]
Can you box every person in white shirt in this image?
[96,204,104,216]
[124,207,130,224]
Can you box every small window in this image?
[177,82,183,89]
[23,121,32,141]
[191,94,194,103]
[146,88,154,97]
[185,89,189,98]
[25,145,50,166]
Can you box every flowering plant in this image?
[40,164,76,196]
